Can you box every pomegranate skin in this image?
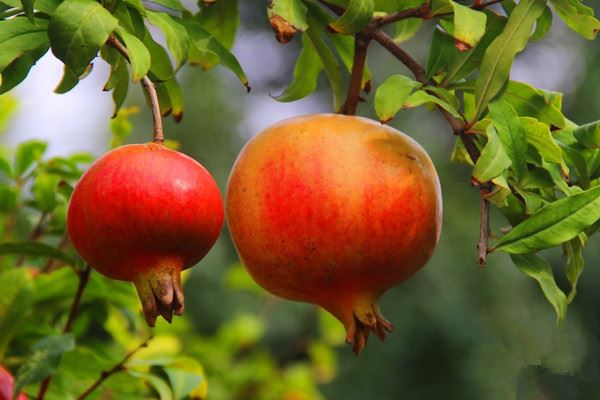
[0,365,27,400]
[226,114,442,353]
[67,143,224,326]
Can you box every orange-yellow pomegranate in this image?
[226,114,442,354]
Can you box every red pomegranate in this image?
[226,114,442,353]
[67,143,224,326]
[0,365,27,400]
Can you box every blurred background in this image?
[2,1,600,399]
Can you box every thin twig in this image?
[106,35,164,144]
[40,235,70,274]
[37,266,92,400]
[75,337,152,400]
[477,191,490,268]
[370,29,426,83]
[371,2,431,27]
[341,33,371,115]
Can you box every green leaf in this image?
[101,45,130,116]
[48,0,118,76]
[14,139,46,179]
[143,32,174,81]
[329,0,374,34]
[32,171,59,212]
[474,0,546,118]
[155,78,183,120]
[374,74,420,123]
[472,125,511,184]
[531,6,553,41]
[274,33,322,102]
[0,269,33,358]
[520,117,565,167]
[14,334,76,396]
[0,46,48,94]
[198,0,239,49]
[268,0,309,31]
[0,241,77,264]
[54,64,89,94]
[146,11,189,69]
[494,185,600,254]
[128,371,174,400]
[116,27,150,82]
[441,11,506,86]
[488,100,528,181]
[550,0,600,40]
[449,1,487,49]
[305,18,344,111]
[182,19,249,89]
[0,17,49,72]
[425,28,456,81]
[500,80,566,128]
[404,90,462,119]
[510,254,567,323]
[163,367,202,400]
[147,0,185,11]
[564,234,585,302]
[393,17,422,43]
[573,120,600,149]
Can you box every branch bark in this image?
[341,33,371,115]
[75,337,152,400]
[478,191,490,268]
[106,35,164,144]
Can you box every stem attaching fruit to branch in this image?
[75,337,152,400]
[106,35,164,144]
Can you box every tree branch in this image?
[341,33,371,115]
[37,265,92,400]
[75,337,152,400]
[371,2,431,28]
[370,29,426,83]
[106,35,164,144]
[478,190,490,268]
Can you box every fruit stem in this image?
[106,35,164,144]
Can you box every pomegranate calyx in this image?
[133,268,184,327]
[345,301,393,355]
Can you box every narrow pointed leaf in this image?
[268,0,308,43]
[520,117,564,166]
[275,33,322,102]
[510,254,567,323]
[393,17,422,43]
[531,6,553,41]
[564,235,585,302]
[198,0,239,48]
[501,80,566,128]
[404,90,462,118]
[573,120,600,149]
[474,0,546,118]
[494,185,600,254]
[0,241,77,264]
[116,27,150,82]
[146,11,189,68]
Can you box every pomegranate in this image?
[0,364,27,400]
[226,114,442,354]
[67,143,224,326]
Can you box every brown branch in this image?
[37,266,92,400]
[371,2,431,27]
[75,337,152,400]
[341,33,371,115]
[477,191,490,268]
[106,35,164,144]
[370,29,426,83]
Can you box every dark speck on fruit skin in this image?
[404,154,417,161]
